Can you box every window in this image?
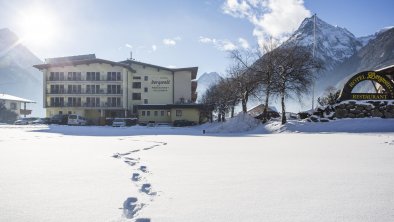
[176,110,182,117]
[67,72,81,81]
[86,97,100,107]
[144,99,148,104]
[87,72,100,81]
[107,72,121,81]
[144,76,148,81]
[107,85,121,94]
[133,76,141,80]
[50,97,64,107]
[86,85,100,94]
[49,72,64,81]
[132,93,141,100]
[160,111,165,116]
[67,97,81,107]
[68,85,81,94]
[147,111,151,116]
[132,82,141,89]
[154,111,158,116]
[10,102,17,110]
[50,84,65,94]
[167,111,171,116]
[141,111,145,116]
[107,97,121,107]
[144,87,148,92]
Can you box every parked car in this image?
[50,114,68,125]
[173,119,196,127]
[147,121,155,127]
[67,114,87,126]
[14,118,29,125]
[105,118,114,126]
[112,118,138,127]
[32,118,51,125]
[14,117,38,125]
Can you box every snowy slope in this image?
[0,123,393,221]
[0,28,44,116]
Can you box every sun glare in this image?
[17,7,58,47]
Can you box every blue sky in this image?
[0,0,393,77]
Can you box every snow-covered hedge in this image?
[204,113,261,133]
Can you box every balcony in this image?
[47,78,123,82]
[46,90,123,95]
[46,102,123,109]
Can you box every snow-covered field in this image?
[1,119,394,222]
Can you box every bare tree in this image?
[230,39,280,122]
[226,54,260,113]
[254,39,281,122]
[272,44,323,124]
[200,78,239,122]
[317,86,340,106]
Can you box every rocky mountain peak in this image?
[286,15,362,70]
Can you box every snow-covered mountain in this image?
[286,15,363,71]
[334,27,394,91]
[283,15,394,98]
[196,72,222,101]
[0,28,44,116]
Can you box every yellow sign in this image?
[351,94,388,100]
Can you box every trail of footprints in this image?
[112,140,167,221]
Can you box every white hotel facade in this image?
[34,54,202,124]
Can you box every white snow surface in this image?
[1,119,394,222]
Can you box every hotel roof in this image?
[33,54,136,72]
[120,59,198,80]
[33,54,198,79]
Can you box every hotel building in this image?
[33,54,202,124]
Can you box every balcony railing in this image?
[46,102,123,108]
[46,90,123,95]
[47,78,122,82]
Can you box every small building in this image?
[137,104,205,124]
[374,65,394,93]
[247,104,279,119]
[0,93,35,117]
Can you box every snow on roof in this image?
[0,94,35,103]
[247,104,278,117]
[375,64,394,72]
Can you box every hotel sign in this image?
[151,77,171,92]
[339,71,394,101]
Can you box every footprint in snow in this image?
[131,173,141,181]
[122,197,144,219]
[125,157,139,161]
[131,149,140,153]
[124,160,137,166]
[140,183,157,196]
[139,166,148,173]
[135,218,151,222]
